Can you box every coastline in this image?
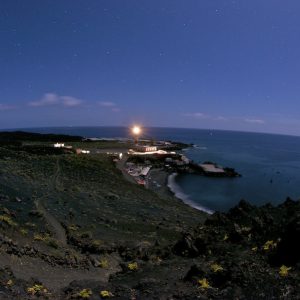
[147,168,213,215]
[167,173,214,214]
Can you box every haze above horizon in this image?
[1,1,300,136]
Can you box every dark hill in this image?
[0,131,82,143]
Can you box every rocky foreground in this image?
[1,198,300,299]
[0,132,299,299]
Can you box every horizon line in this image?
[1,125,300,139]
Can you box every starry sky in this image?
[1,0,300,135]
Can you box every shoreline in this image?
[147,168,213,215]
[167,173,214,215]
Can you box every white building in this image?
[54,143,65,148]
[135,145,157,152]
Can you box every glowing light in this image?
[132,126,141,135]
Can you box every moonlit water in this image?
[18,126,300,212]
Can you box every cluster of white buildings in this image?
[125,162,152,185]
[128,145,171,156]
[53,143,90,154]
[54,143,65,148]
[135,145,157,152]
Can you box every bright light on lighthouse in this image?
[132,126,141,135]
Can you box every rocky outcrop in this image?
[172,198,300,299]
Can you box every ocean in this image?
[13,126,300,212]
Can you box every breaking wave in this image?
[167,173,214,214]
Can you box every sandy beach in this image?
[146,168,173,197]
[147,169,214,214]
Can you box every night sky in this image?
[1,1,300,135]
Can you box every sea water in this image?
[17,126,300,212]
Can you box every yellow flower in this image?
[34,234,44,241]
[6,279,13,286]
[263,240,277,251]
[78,288,92,298]
[210,263,223,273]
[128,262,138,271]
[99,259,109,268]
[279,265,291,277]
[27,284,45,295]
[100,290,113,298]
[20,228,28,236]
[198,278,211,289]
[68,224,78,231]
[251,246,258,252]
[223,234,229,241]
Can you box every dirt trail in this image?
[34,198,67,246]
[35,157,67,246]
[0,252,117,292]
[116,153,137,184]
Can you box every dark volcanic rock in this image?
[173,234,203,257]
[184,264,206,281]
[171,198,300,299]
[271,213,300,266]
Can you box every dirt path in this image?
[0,252,119,292]
[116,154,137,184]
[34,198,67,246]
[35,157,67,246]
